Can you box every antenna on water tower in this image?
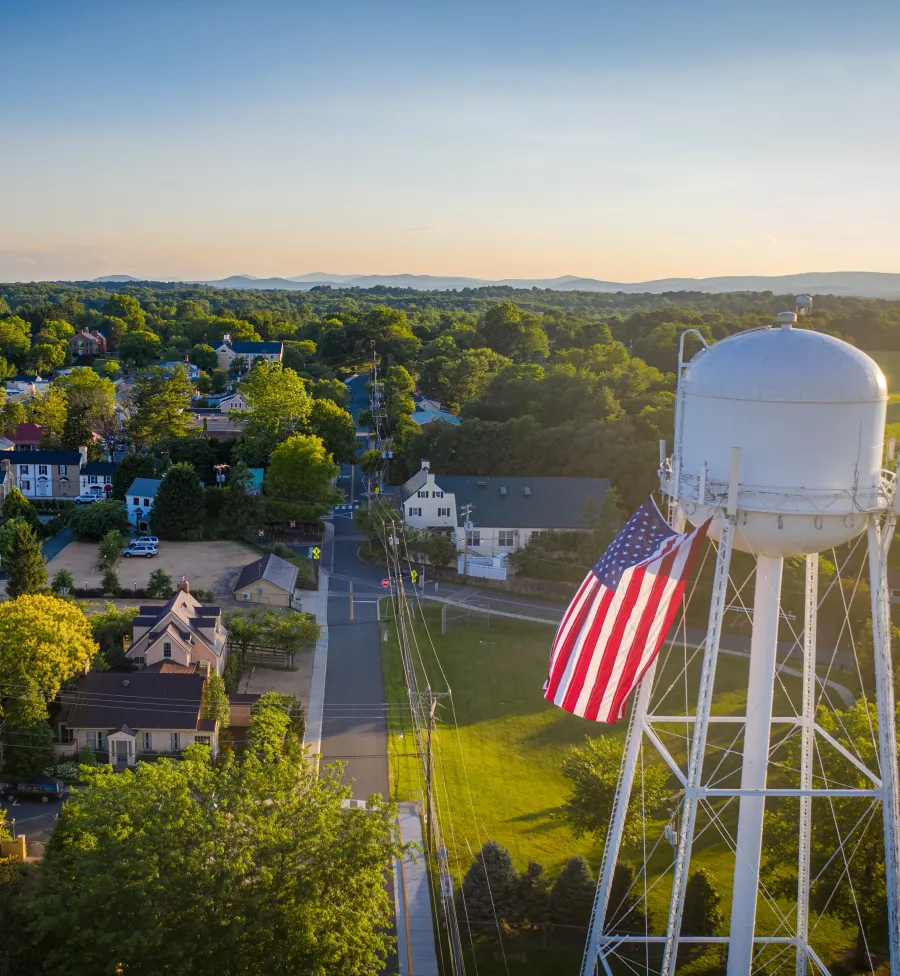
[581,297,900,975]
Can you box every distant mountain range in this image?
[89,271,900,298]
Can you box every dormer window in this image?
[163,642,172,659]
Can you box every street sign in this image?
[410,569,418,582]
[258,529,264,537]
[311,546,321,560]
[290,520,296,528]
[374,486,380,494]
[381,579,389,588]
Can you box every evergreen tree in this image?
[549,856,595,926]
[150,462,205,539]
[222,461,261,528]
[4,523,47,598]
[513,861,551,924]
[1,487,40,529]
[454,841,519,923]
[101,568,120,596]
[50,569,75,595]
[605,861,651,934]
[111,452,156,500]
[60,408,94,450]
[146,568,174,598]
[681,869,723,937]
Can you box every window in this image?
[195,735,211,746]
[417,489,428,498]
[437,507,451,517]
[409,507,422,517]
[498,530,516,547]
[21,464,29,475]
[133,656,145,666]
[86,731,106,749]
[60,726,74,744]
[142,731,152,750]
[170,733,181,751]
[466,529,481,546]
[433,490,444,499]
[39,464,48,475]
[21,480,30,491]
[163,642,172,658]
[531,531,543,539]
[143,498,150,507]
[133,497,139,506]
[58,465,66,475]
[88,475,97,485]
[86,731,96,749]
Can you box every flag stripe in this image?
[544,498,710,725]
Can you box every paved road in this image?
[41,526,74,562]
[1,795,65,839]
[319,468,391,800]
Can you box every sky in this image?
[1,0,899,283]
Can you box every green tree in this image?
[96,359,121,379]
[513,861,551,924]
[125,366,193,446]
[209,368,228,394]
[89,603,138,669]
[358,449,382,477]
[454,841,519,923]
[549,855,595,926]
[418,347,510,412]
[681,869,723,937]
[0,594,97,726]
[101,568,120,596]
[60,408,94,449]
[150,462,205,539]
[479,302,549,362]
[605,861,651,934]
[222,461,261,528]
[69,499,129,541]
[201,672,230,727]
[2,486,39,528]
[30,746,399,975]
[103,293,146,331]
[236,361,311,465]
[146,568,174,598]
[25,387,67,439]
[310,376,348,407]
[111,452,156,500]
[50,568,75,595]
[55,366,117,432]
[118,329,161,368]
[265,434,340,510]
[559,735,669,844]
[98,529,123,569]
[29,342,66,374]
[1,720,55,779]
[189,343,219,371]
[4,523,47,598]
[0,399,26,435]
[308,397,358,462]
[0,518,28,563]
[0,316,31,366]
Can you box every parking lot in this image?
[47,539,261,596]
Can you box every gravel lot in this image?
[47,539,260,596]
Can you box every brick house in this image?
[70,329,108,357]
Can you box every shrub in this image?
[78,744,97,768]
[98,529,123,570]
[193,587,215,603]
[549,856,595,926]
[70,499,129,541]
[43,761,80,782]
[101,568,121,596]
[146,568,174,599]
[51,569,75,594]
[272,542,290,558]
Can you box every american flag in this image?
[544,498,709,723]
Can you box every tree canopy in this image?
[265,434,340,512]
[151,462,205,539]
[125,366,194,446]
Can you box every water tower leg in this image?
[867,517,900,969]
[726,554,783,976]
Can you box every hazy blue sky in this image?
[1,0,899,282]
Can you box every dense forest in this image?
[3,281,900,508]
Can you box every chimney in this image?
[222,333,231,345]
[199,661,210,677]
[78,445,88,467]
[421,459,430,472]
[177,577,190,593]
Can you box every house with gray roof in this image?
[232,552,298,607]
[215,334,283,372]
[126,477,163,530]
[400,460,610,558]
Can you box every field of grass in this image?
[381,603,864,975]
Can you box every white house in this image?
[80,461,117,498]
[126,477,162,531]
[219,390,249,413]
[400,461,611,558]
[214,335,284,372]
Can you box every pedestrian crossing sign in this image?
[310,546,321,560]
[410,569,418,582]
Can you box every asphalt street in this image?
[1,794,64,839]
[319,463,392,801]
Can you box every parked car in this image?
[123,544,158,558]
[5,778,68,803]
[135,535,160,546]
[74,493,101,504]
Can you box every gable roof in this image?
[130,590,226,659]
[126,477,163,498]
[403,473,611,529]
[60,671,207,731]
[81,461,117,476]
[10,422,45,443]
[410,410,461,426]
[0,449,82,465]
[233,552,298,594]
[219,340,283,355]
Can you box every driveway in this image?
[47,539,259,596]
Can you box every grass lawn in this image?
[382,603,864,975]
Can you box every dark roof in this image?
[0,449,82,465]
[226,340,283,355]
[229,694,262,705]
[406,474,611,529]
[62,671,205,731]
[233,552,298,594]
[196,718,217,733]
[81,461,117,475]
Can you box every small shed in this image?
[232,552,298,607]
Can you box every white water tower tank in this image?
[674,314,888,556]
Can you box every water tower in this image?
[582,299,900,975]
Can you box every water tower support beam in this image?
[867,515,900,969]
[660,516,734,976]
[726,553,784,976]
[795,553,818,976]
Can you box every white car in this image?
[123,544,157,558]
[74,493,103,504]
[135,535,160,546]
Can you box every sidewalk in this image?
[393,803,439,976]
[304,521,333,766]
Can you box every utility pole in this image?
[424,691,438,852]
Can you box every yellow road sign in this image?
[410,569,418,582]
[374,486,381,494]
[311,546,321,560]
